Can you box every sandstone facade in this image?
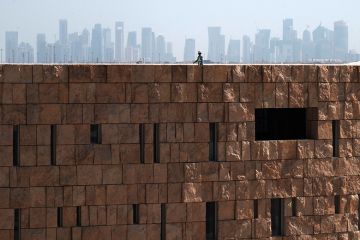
[0,64,359,239]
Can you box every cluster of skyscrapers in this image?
[2,18,359,64]
[4,20,176,63]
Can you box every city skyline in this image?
[1,0,360,61]
[2,18,357,63]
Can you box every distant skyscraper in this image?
[36,34,47,63]
[59,19,68,45]
[141,27,153,62]
[242,35,252,63]
[313,25,334,59]
[155,35,166,62]
[227,39,241,63]
[125,31,139,62]
[5,31,18,63]
[283,18,295,41]
[91,24,103,62]
[208,27,225,63]
[254,29,271,63]
[166,42,176,63]
[103,28,114,62]
[334,20,348,61]
[302,29,314,62]
[18,42,34,63]
[184,38,195,63]
[115,21,124,62]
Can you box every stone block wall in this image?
[0,64,359,239]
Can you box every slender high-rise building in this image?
[115,21,124,62]
[125,31,139,62]
[283,18,294,42]
[103,28,114,63]
[155,35,166,63]
[242,35,252,63]
[5,31,18,63]
[37,34,47,63]
[141,27,153,63]
[59,19,68,45]
[254,29,271,63]
[91,24,103,62]
[227,39,241,63]
[334,20,348,61]
[184,38,195,63]
[208,27,225,62]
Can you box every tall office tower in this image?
[227,39,241,63]
[141,27,153,62]
[333,20,348,61]
[254,29,271,63]
[313,25,334,60]
[18,42,34,63]
[283,18,295,41]
[125,31,139,62]
[80,29,90,62]
[302,29,314,62]
[103,28,114,62]
[36,34,47,63]
[155,35,166,63]
[183,38,195,63]
[59,19,68,45]
[114,21,124,62]
[242,35,252,63]
[208,27,225,63]
[5,31,18,63]
[166,42,176,63]
[91,24,103,62]
[270,37,281,63]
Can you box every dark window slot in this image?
[51,125,57,165]
[139,124,145,164]
[133,204,140,224]
[271,198,284,236]
[161,203,166,240]
[153,124,160,163]
[206,202,218,240]
[57,207,63,227]
[76,206,81,227]
[255,108,316,140]
[358,194,360,230]
[14,209,20,240]
[254,199,258,219]
[292,197,297,217]
[332,120,340,157]
[13,125,20,166]
[335,195,340,214]
[209,123,218,162]
[90,124,101,144]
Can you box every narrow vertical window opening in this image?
[332,120,340,157]
[13,125,20,166]
[14,209,20,240]
[335,195,340,214]
[90,124,101,144]
[292,197,297,217]
[254,199,259,219]
[161,203,166,240]
[139,124,145,164]
[206,202,218,240]
[271,198,284,236]
[133,204,140,224]
[153,124,160,163]
[51,125,57,165]
[76,206,81,227]
[209,123,218,162]
[57,207,63,227]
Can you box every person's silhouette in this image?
[193,51,203,66]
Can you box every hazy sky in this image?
[1,0,359,59]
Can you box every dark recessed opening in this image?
[209,123,218,162]
[332,120,340,157]
[14,209,20,240]
[271,198,284,236]
[255,108,316,141]
[292,197,297,217]
[335,195,340,214]
[254,199,258,219]
[76,206,81,227]
[51,125,57,165]
[153,124,160,163]
[133,204,140,224]
[139,124,145,164]
[13,125,20,167]
[206,202,218,240]
[90,124,101,144]
[57,207,63,227]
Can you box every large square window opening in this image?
[255,108,317,141]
